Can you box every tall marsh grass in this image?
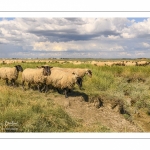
[0,85,79,132]
[1,60,150,132]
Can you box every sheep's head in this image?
[15,65,23,72]
[41,66,53,76]
[86,69,92,77]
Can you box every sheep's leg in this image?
[28,83,31,89]
[6,79,9,86]
[64,88,69,98]
[41,84,46,93]
[76,78,82,90]
[37,84,41,92]
[62,89,70,94]
[68,89,72,93]
[11,79,15,87]
[40,86,44,92]
[76,82,81,90]
[22,81,26,90]
[56,88,61,94]
[44,85,49,93]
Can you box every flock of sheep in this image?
[1,59,150,67]
[0,65,92,98]
[0,59,149,97]
[91,60,150,66]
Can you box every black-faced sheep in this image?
[22,66,52,92]
[51,67,91,90]
[53,67,92,79]
[136,61,150,66]
[45,68,82,98]
[0,65,23,86]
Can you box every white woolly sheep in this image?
[45,68,82,98]
[95,62,106,66]
[53,67,92,79]
[0,65,23,86]
[136,61,150,66]
[48,67,91,90]
[124,61,136,66]
[22,66,52,92]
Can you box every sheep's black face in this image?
[76,77,82,89]
[42,66,53,76]
[15,65,23,72]
[46,66,51,76]
[87,70,92,77]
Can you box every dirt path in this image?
[50,94,141,132]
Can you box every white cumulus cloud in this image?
[0,17,150,58]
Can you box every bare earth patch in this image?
[50,94,142,132]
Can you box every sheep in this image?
[45,68,82,98]
[39,66,91,88]
[124,61,136,66]
[91,61,97,65]
[95,62,106,66]
[105,62,115,66]
[136,61,150,66]
[22,66,52,92]
[52,67,92,79]
[48,67,91,90]
[0,65,23,86]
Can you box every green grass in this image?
[1,59,150,132]
[0,86,80,132]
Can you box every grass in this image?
[0,85,80,132]
[1,59,150,132]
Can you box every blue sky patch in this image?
[0,17,15,21]
[127,18,148,22]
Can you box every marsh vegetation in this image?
[0,58,150,132]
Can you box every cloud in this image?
[0,17,150,58]
[32,40,125,52]
[121,18,150,39]
[142,42,150,48]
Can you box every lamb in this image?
[45,68,82,98]
[0,65,23,86]
[22,66,52,92]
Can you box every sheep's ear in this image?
[72,72,78,77]
[15,65,20,68]
[88,69,92,74]
[15,65,23,72]
[14,65,18,70]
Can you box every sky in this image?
[0,17,150,59]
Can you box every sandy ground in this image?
[50,93,142,132]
